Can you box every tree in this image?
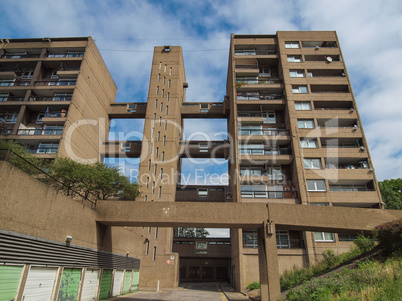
[0,139,49,175]
[378,179,402,210]
[177,227,210,238]
[50,157,140,200]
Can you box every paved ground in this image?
[109,282,250,301]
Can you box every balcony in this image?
[17,127,63,136]
[29,95,73,102]
[40,111,68,125]
[235,49,278,56]
[1,53,40,59]
[45,52,84,58]
[239,146,291,155]
[236,77,282,86]
[240,190,298,199]
[236,92,283,101]
[26,145,59,155]
[0,96,25,102]
[239,146,293,165]
[0,80,30,87]
[34,80,76,86]
[302,41,337,49]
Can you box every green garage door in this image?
[98,270,112,300]
[122,270,132,294]
[0,265,23,301]
[131,270,139,291]
[57,268,82,301]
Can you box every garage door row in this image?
[0,265,139,301]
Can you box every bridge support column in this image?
[258,220,280,301]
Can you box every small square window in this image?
[198,189,208,198]
[196,241,207,250]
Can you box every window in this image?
[157,131,160,142]
[292,85,308,94]
[338,234,357,241]
[265,111,276,123]
[163,76,166,85]
[163,136,166,146]
[259,67,271,77]
[298,119,315,129]
[329,184,368,192]
[167,92,170,101]
[37,142,59,154]
[158,73,160,81]
[198,189,208,199]
[145,241,150,255]
[304,158,322,169]
[159,116,162,126]
[169,67,172,75]
[53,93,72,101]
[164,64,167,72]
[307,180,326,192]
[148,160,151,171]
[153,113,156,121]
[154,164,158,175]
[300,138,318,148]
[162,89,164,98]
[156,147,159,158]
[0,93,9,101]
[295,102,312,110]
[196,242,207,250]
[160,168,163,180]
[164,120,168,130]
[168,79,171,88]
[314,232,335,242]
[276,230,290,248]
[285,41,300,49]
[155,227,159,239]
[4,112,18,123]
[287,55,302,63]
[162,152,165,162]
[148,227,152,234]
[290,70,305,78]
[155,99,158,108]
[158,186,162,198]
[152,181,155,194]
[166,106,168,115]
[160,102,163,112]
[243,230,258,248]
[21,69,35,79]
[156,86,159,95]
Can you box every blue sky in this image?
[2,0,402,179]
[2,0,401,237]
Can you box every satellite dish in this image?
[326,56,333,62]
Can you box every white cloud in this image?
[2,0,401,180]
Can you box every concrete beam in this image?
[96,201,402,232]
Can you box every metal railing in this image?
[29,96,72,102]
[238,129,288,136]
[235,50,277,56]
[0,81,30,86]
[240,190,298,199]
[236,93,283,100]
[34,80,76,86]
[1,54,40,59]
[235,64,258,69]
[0,148,96,208]
[17,128,63,136]
[236,78,282,85]
[277,239,305,249]
[26,146,59,154]
[239,147,292,155]
[45,52,84,58]
[0,96,25,101]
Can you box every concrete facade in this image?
[0,32,395,300]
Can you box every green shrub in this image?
[353,233,376,253]
[375,219,402,255]
[322,249,339,269]
[246,281,260,290]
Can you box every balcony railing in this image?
[240,190,298,199]
[0,129,13,135]
[1,54,40,59]
[26,146,59,154]
[42,111,67,118]
[239,129,288,136]
[45,52,84,58]
[326,162,369,169]
[17,128,63,136]
[236,93,283,100]
[322,144,363,148]
[277,239,305,249]
[236,78,282,85]
[235,64,258,69]
[29,96,72,102]
[0,96,25,102]
[0,81,30,86]
[235,50,277,56]
[34,80,76,86]
[239,147,291,155]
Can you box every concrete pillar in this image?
[257,221,280,301]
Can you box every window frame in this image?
[307,180,327,192]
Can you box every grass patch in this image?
[286,255,402,301]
